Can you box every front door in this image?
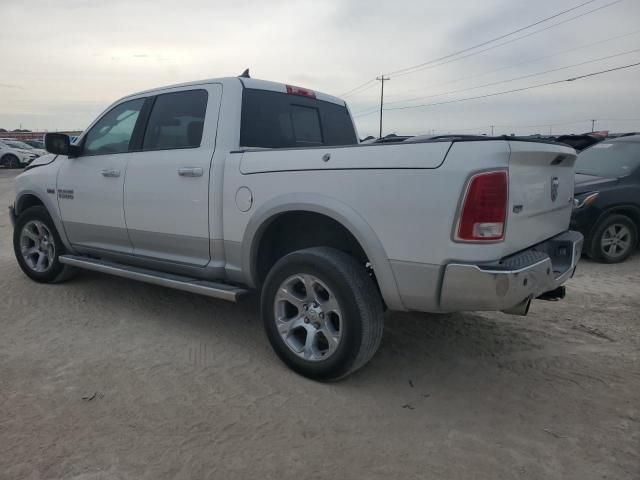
[123,86,222,266]
[57,98,146,254]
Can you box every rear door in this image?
[506,141,577,250]
[123,85,222,266]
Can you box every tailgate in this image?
[505,141,577,253]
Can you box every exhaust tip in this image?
[537,286,566,301]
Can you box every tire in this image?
[13,206,76,283]
[589,214,638,264]
[2,154,20,169]
[261,247,384,381]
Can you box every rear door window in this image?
[142,90,208,151]
[240,89,356,148]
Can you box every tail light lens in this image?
[456,170,508,242]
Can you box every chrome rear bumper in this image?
[440,231,583,314]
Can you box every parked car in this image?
[0,140,38,168]
[23,139,45,149]
[0,139,47,157]
[10,75,582,380]
[571,135,640,263]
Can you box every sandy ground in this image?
[0,168,638,480]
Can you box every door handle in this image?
[178,167,203,177]
[101,169,121,178]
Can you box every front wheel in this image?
[13,206,76,283]
[261,247,384,381]
[2,154,20,169]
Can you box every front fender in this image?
[240,192,406,311]
[14,161,74,252]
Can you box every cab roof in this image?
[125,76,346,106]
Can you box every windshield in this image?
[4,140,33,150]
[576,141,640,178]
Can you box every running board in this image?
[58,255,248,302]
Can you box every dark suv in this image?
[571,135,640,263]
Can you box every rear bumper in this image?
[439,231,583,313]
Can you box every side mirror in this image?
[44,133,81,157]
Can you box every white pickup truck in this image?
[10,74,583,380]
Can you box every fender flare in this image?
[240,192,405,311]
[15,189,74,252]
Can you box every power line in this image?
[385,0,606,77]
[388,0,624,79]
[353,61,640,117]
[338,0,615,98]
[383,47,640,106]
[383,28,640,101]
[496,119,597,128]
[597,118,640,121]
[405,118,640,135]
[352,29,640,114]
[340,79,378,98]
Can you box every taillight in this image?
[456,170,508,242]
[286,85,316,98]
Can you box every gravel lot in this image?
[0,168,638,480]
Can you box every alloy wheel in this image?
[274,274,343,361]
[20,220,56,273]
[601,223,632,259]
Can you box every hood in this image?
[574,173,618,194]
[24,153,58,170]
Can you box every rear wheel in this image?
[589,214,637,263]
[261,247,384,381]
[13,206,76,283]
[2,154,20,169]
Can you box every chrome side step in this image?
[58,255,249,302]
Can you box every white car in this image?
[9,75,583,380]
[1,139,47,157]
[0,140,38,168]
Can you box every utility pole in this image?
[490,125,495,136]
[590,119,596,132]
[376,76,390,138]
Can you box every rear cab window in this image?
[240,88,357,149]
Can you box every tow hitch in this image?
[537,286,566,301]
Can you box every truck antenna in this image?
[239,69,250,78]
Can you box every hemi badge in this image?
[46,188,55,194]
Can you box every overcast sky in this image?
[1,0,639,137]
